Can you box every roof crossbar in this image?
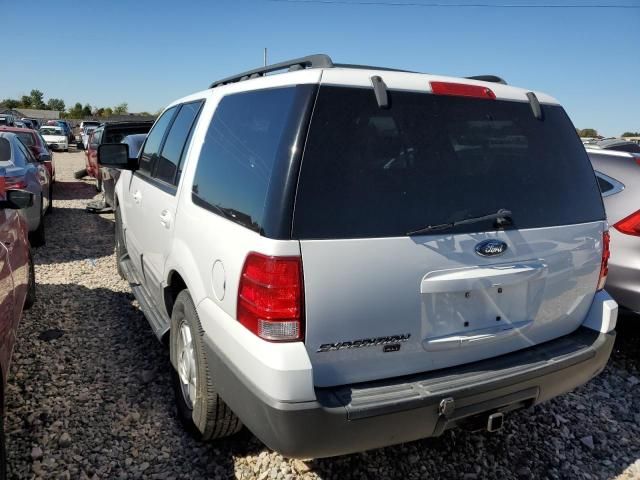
[466,75,508,85]
[210,54,334,88]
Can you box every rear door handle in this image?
[159,210,171,229]
[132,190,142,204]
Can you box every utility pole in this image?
[264,48,268,66]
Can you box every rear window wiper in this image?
[406,208,513,236]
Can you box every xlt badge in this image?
[317,334,411,353]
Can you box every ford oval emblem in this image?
[475,239,508,257]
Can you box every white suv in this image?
[98,54,618,458]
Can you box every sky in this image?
[1,0,638,136]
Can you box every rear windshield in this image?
[293,86,605,239]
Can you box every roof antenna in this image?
[370,76,389,109]
[526,92,544,121]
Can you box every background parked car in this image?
[591,138,640,154]
[75,121,101,149]
[20,119,35,130]
[21,118,40,130]
[79,125,98,150]
[0,116,15,127]
[86,121,152,192]
[40,126,68,152]
[13,121,26,129]
[46,120,73,143]
[0,132,51,246]
[0,181,36,480]
[589,148,640,313]
[0,126,55,193]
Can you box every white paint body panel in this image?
[113,65,612,401]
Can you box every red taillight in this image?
[614,210,640,237]
[237,252,303,342]
[4,176,27,189]
[597,231,610,291]
[430,81,496,100]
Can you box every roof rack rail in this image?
[333,63,414,73]
[466,75,508,85]
[209,54,334,88]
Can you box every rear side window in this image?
[608,143,640,154]
[596,175,614,194]
[139,107,177,174]
[294,86,605,239]
[192,87,299,232]
[0,138,10,162]
[90,128,102,147]
[154,101,204,185]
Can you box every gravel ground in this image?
[4,150,640,480]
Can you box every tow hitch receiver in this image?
[487,412,504,432]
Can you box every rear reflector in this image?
[237,252,303,342]
[430,81,496,100]
[614,210,640,237]
[4,176,28,190]
[597,231,610,291]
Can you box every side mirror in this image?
[0,190,34,209]
[97,143,137,170]
[40,153,51,162]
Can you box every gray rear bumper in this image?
[205,327,615,459]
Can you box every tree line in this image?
[1,89,150,119]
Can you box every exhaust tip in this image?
[487,412,504,432]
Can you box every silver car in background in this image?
[0,132,51,246]
[589,148,640,313]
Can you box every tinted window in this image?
[15,139,34,164]
[155,101,204,185]
[90,129,102,146]
[596,175,614,193]
[192,87,299,232]
[0,138,10,162]
[15,132,35,147]
[608,143,640,154]
[139,107,176,174]
[294,87,605,239]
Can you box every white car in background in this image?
[40,126,68,152]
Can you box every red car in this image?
[85,121,152,191]
[0,180,36,478]
[0,126,56,185]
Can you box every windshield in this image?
[16,132,36,147]
[83,127,96,134]
[41,127,62,136]
[293,86,605,239]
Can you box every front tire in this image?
[114,207,126,279]
[46,184,53,215]
[29,198,45,248]
[170,290,242,440]
[0,413,6,480]
[23,249,36,310]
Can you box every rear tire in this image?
[46,184,53,215]
[170,290,242,440]
[0,413,6,480]
[29,198,45,248]
[23,250,35,310]
[114,207,126,279]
